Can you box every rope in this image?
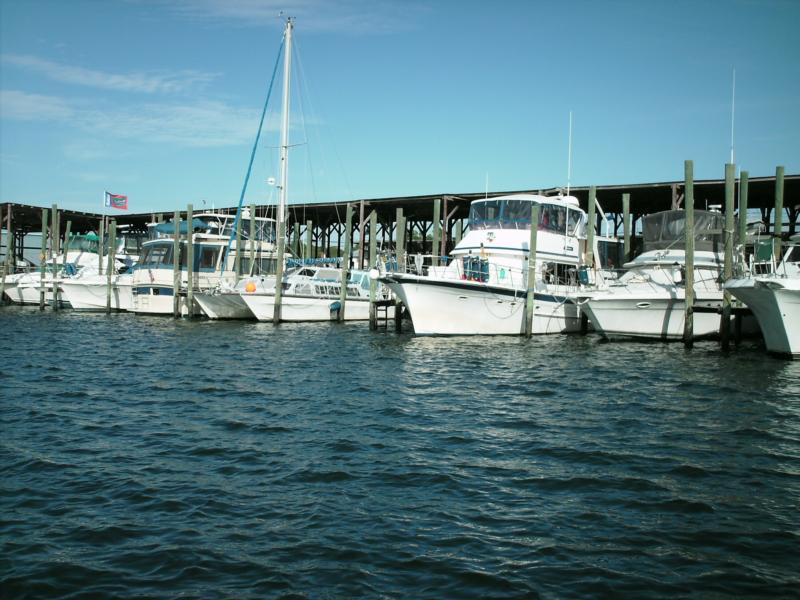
[222,37,285,272]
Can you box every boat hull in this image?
[60,276,132,311]
[582,290,724,340]
[383,275,579,335]
[240,293,373,322]
[727,278,800,357]
[195,292,254,320]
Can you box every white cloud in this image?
[2,54,218,94]
[0,90,74,120]
[1,88,275,148]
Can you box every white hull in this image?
[240,292,374,322]
[60,275,132,312]
[582,290,724,340]
[195,292,254,320]
[727,278,800,357]
[385,275,579,335]
[131,289,198,316]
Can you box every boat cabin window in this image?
[196,245,220,271]
[539,205,567,233]
[541,261,579,286]
[139,243,173,267]
[567,208,583,236]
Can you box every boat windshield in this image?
[469,198,582,235]
[642,210,726,252]
[68,234,99,253]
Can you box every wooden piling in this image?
[368,210,378,330]
[186,204,194,318]
[0,206,12,304]
[720,163,735,350]
[395,207,405,272]
[455,220,463,247]
[249,203,257,275]
[51,204,61,310]
[234,215,242,277]
[61,221,72,275]
[773,165,785,263]
[586,186,596,271]
[525,204,540,337]
[738,171,749,246]
[337,203,353,322]
[106,220,116,313]
[0,205,5,305]
[39,208,49,310]
[305,219,313,261]
[98,216,105,275]
[683,160,695,347]
[431,199,441,267]
[622,193,631,262]
[173,210,181,318]
[292,222,300,258]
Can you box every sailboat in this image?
[236,18,384,323]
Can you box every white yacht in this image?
[239,264,378,322]
[4,234,121,306]
[131,210,277,315]
[725,235,800,358]
[60,271,133,312]
[581,210,731,340]
[380,193,594,335]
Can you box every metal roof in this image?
[2,174,797,235]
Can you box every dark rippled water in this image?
[2,306,799,598]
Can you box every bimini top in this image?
[642,210,726,252]
[468,193,585,235]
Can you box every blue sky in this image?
[1,0,798,214]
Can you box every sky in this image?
[1,0,798,215]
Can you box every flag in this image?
[104,191,128,210]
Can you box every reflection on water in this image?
[1,307,799,598]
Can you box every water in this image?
[2,307,799,598]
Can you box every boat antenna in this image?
[566,110,573,196]
[730,67,736,165]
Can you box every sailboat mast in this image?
[277,18,293,230]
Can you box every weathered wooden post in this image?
[0,207,12,304]
[60,220,72,275]
[305,219,313,261]
[683,160,695,347]
[773,165,785,263]
[525,204,540,337]
[622,193,631,262]
[249,203,257,275]
[431,198,441,267]
[106,220,116,313]
[337,203,353,322]
[234,214,242,277]
[172,210,181,318]
[186,203,194,318]
[737,171,749,247]
[720,163,735,350]
[51,204,62,310]
[39,208,49,310]
[586,186,596,272]
[395,207,405,272]
[455,219,463,247]
[368,210,378,330]
[98,216,105,275]
[0,205,5,305]
[292,222,300,258]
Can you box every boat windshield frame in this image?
[468,198,584,236]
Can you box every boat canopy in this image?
[154,218,212,235]
[469,196,585,235]
[642,210,726,252]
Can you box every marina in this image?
[3,3,800,598]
